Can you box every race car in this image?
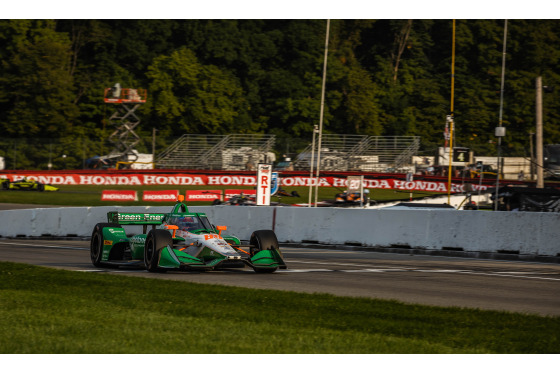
[1,177,59,192]
[334,189,370,206]
[212,193,256,206]
[90,195,286,273]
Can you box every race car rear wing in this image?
[107,211,166,225]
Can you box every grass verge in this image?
[1,262,558,354]
[0,185,437,207]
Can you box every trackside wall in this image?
[0,206,558,257]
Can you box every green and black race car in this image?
[90,196,286,273]
[1,177,59,192]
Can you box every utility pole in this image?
[446,20,456,204]
[536,76,544,188]
[152,128,156,157]
[152,128,157,168]
[529,132,535,180]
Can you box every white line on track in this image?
[496,271,550,275]
[287,259,417,270]
[467,272,560,282]
[340,269,412,273]
[415,269,471,273]
[280,269,333,273]
[73,266,560,281]
[0,241,88,250]
[284,260,560,281]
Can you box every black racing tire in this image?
[37,183,45,192]
[144,229,173,272]
[1,181,9,190]
[249,230,281,273]
[90,223,122,267]
[249,230,279,256]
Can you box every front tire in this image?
[90,223,122,267]
[144,229,173,272]
[249,230,281,273]
[249,230,280,256]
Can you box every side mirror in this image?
[165,225,179,238]
[216,225,227,237]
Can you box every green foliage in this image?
[0,20,78,138]
[2,19,560,168]
[145,47,255,134]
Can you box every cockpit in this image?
[167,215,212,232]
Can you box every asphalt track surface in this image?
[1,238,559,317]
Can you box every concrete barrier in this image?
[0,205,559,258]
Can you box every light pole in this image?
[313,19,330,207]
[48,143,53,170]
[152,128,157,169]
[308,124,318,206]
[536,76,544,188]
[494,19,508,211]
[494,127,505,211]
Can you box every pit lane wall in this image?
[1,206,559,258]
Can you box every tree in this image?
[145,47,256,135]
[3,19,560,169]
[326,20,382,135]
[0,20,78,138]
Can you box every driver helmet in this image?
[180,216,197,230]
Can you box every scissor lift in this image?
[103,84,148,163]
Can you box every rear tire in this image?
[249,230,281,273]
[90,223,122,267]
[144,229,173,272]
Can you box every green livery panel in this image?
[159,247,210,269]
[101,226,129,261]
[129,235,147,259]
[250,249,286,269]
[107,212,166,225]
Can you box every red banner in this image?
[0,172,257,186]
[278,177,490,193]
[185,190,222,201]
[101,190,138,201]
[142,190,179,201]
[0,172,492,193]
